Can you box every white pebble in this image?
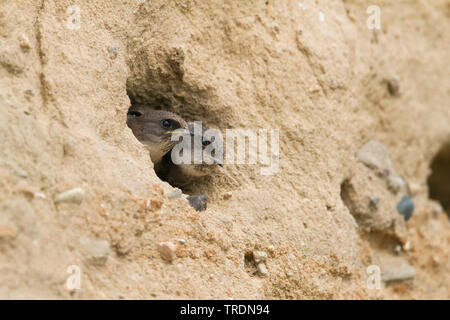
[358,140,395,175]
[19,34,31,50]
[81,238,110,266]
[409,182,421,195]
[252,251,267,263]
[257,263,269,277]
[382,263,415,282]
[158,241,177,262]
[387,175,405,194]
[403,240,412,251]
[55,187,85,205]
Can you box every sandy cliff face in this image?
[0,0,449,299]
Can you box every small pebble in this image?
[358,140,396,175]
[168,188,182,200]
[387,175,405,194]
[257,263,269,277]
[55,187,85,205]
[19,34,31,51]
[223,192,232,200]
[386,75,400,97]
[158,241,177,262]
[12,166,28,178]
[403,240,412,251]
[408,182,421,195]
[382,262,415,282]
[252,251,267,264]
[187,195,207,212]
[396,195,414,221]
[81,238,110,266]
[432,256,440,266]
[175,238,186,244]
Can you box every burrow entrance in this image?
[124,44,237,201]
[126,93,228,197]
[427,140,450,216]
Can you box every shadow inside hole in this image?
[427,141,450,216]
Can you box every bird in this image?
[127,106,222,211]
[126,104,188,175]
[163,121,224,188]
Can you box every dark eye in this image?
[161,119,181,130]
[161,119,172,128]
[128,110,142,117]
[202,139,211,146]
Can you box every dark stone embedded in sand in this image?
[187,195,208,212]
[396,195,414,221]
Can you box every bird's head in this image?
[174,122,223,177]
[127,104,188,164]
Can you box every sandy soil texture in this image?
[0,0,449,299]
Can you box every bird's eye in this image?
[128,111,142,117]
[161,119,172,128]
[202,139,211,146]
[161,119,181,130]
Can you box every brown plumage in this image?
[126,104,188,173]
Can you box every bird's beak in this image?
[167,129,190,136]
